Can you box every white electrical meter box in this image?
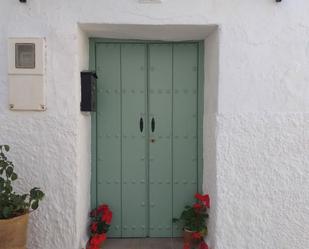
[8,38,46,111]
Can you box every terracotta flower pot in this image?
[183,229,195,244]
[0,213,29,249]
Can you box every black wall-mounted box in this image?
[81,71,97,112]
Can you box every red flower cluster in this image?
[86,204,112,249]
[199,240,209,249]
[88,234,106,249]
[90,222,98,233]
[194,193,210,208]
[184,193,210,249]
[193,203,203,210]
[192,232,202,240]
[184,242,190,249]
[102,209,112,224]
[184,240,209,249]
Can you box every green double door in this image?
[94,42,202,238]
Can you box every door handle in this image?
[139,117,144,133]
[151,118,155,133]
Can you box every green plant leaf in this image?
[31,200,39,210]
[11,173,17,181]
[2,206,11,218]
[36,190,45,199]
[30,187,39,198]
[172,218,179,223]
[0,146,45,217]
[97,222,105,233]
[6,167,13,177]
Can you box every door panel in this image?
[121,44,147,237]
[172,44,198,236]
[96,43,122,237]
[148,44,173,237]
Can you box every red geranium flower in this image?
[98,234,107,243]
[91,222,98,233]
[192,232,202,240]
[90,209,97,217]
[183,242,190,249]
[87,203,112,249]
[193,203,202,210]
[203,195,210,208]
[194,193,210,208]
[195,193,203,200]
[102,210,113,224]
[89,236,100,246]
[90,234,107,246]
[97,204,109,213]
[199,241,209,249]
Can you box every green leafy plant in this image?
[0,145,44,219]
[173,193,210,249]
[173,193,209,232]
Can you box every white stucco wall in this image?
[0,1,308,249]
[76,28,91,248]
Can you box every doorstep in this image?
[103,238,183,249]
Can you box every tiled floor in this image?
[103,238,184,249]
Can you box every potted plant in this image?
[86,204,113,249]
[0,145,44,249]
[173,193,210,249]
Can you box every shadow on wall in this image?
[203,28,219,249]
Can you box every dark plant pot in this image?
[0,213,29,249]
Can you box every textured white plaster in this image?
[216,113,309,249]
[80,24,216,41]
[0,0,309,249]
[76,28,91,248]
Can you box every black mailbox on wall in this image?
[81,71,97,112]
